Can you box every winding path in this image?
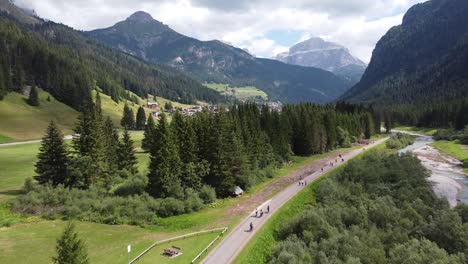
[201,137,388,264]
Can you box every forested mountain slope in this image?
[87,12,350,104]
[0,0,223,110]
[341,0,468,128]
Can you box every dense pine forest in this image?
[268,150,468,263]
[0,13,224,110]
[11,97,377,224]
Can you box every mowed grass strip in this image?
[204,83,268,101]
[432,140,468,173]
[0,220,169,264]
[137,232,220,264]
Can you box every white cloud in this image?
[13,0,427,63]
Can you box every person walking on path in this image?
[249,222,253,232]
[267,205,270,213]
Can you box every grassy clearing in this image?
[0,90,79,141]
[0,132,150,202]
[432,140,468,173]
[394,126,437,136]
[0,142,40,201]
[0,220,171,264]
[137,232,220,264]
[95,91,144,127]
[204,83,268,102]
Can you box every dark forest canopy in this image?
[0,13,224,110]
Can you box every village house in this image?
[147,102,159,109]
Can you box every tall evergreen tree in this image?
[53,222,89,264]
[0,64,5,100]
[142,115,156,152]
[135,106,146,130]
[147,113,183,198]
[118,128,138,174]
[120,104,135,129]
[102,117,119,173]
[27,84,40,106]
[364,113,374,139]
[35,121,69,186]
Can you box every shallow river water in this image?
[399,134,468,207]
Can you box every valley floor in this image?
[0,134,382,264]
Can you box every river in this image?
[398,133,468,207]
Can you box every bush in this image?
[434,129,458,141]
[199,185,217,204]
[112,174,147,197]
[386,133,414,149]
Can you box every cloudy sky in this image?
[15,0,426,62]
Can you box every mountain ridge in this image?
[275,37,367,84]
[87,12,351,104]
[341,0,468,105]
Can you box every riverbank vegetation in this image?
[241,150,468,264]
[385,132,415,149]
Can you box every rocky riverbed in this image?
[399,134,468,208]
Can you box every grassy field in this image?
[204,83,268,102]
[0,142,40,201]
[0,220,169,264]
[137,232,220,264]
[432,140,468,173]
[0,90,79,141]
[0,132,150,202]
[394,126,437,136]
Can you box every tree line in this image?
[15,98,377,224]
[0,15,224,109]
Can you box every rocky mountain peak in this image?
[127,11,154,23]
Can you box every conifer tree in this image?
[53,222,89,264]
[364,112,374,139]
[95,92,102,117]
[135,106,146,130]
[0,64,5,100]
[118,128,138,174]
[102,117,119,172]
[120,104,135,129]
[142,115,155,152]
[35,121,69,186]
[28,84,40,106]
[147,113,183,198]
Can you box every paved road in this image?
[202,137,389,264]
[0,135,73,147]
